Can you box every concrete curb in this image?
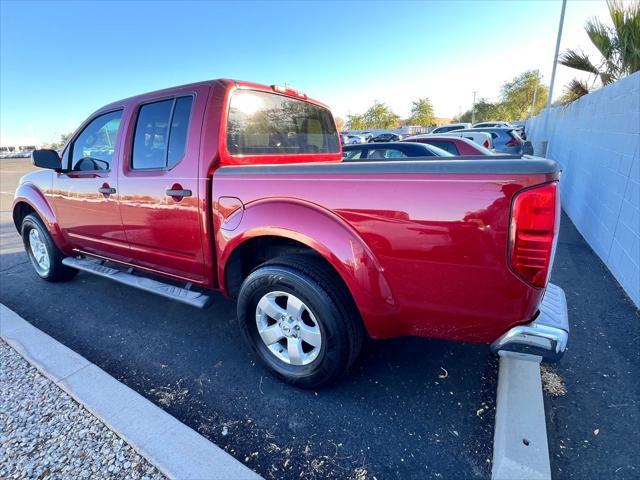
[0,303,261,480]
[491,351,551,480]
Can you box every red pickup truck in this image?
[13,79,568,387]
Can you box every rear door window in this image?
[367,148,408,159]
[227,90,339,155]
[423,140,459,155]
[132,96,193,170]
[343,149,363,160]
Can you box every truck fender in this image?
[12,183,71,253]
[217,198,400,333]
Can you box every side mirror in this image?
[32,149,62,170]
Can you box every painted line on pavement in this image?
[0,303,261,480]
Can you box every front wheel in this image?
[21,214,78,282]
[237,255,363,388]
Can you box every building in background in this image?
[0,136,42,153]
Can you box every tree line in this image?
[457,70,549,123]
[342,98,436,130]
[341,69,550,130]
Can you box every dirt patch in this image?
[540,365,567,397]
[148,384,189,407]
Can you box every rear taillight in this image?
[483,139,490,148]
[509,183,559,288]
[505,135,521,147]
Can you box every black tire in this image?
[237,254,364,388]
[21,214,78,282]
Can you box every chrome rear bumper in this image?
[491,283,569,362]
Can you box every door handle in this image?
[98,187,116,195]
[166,188,192,198]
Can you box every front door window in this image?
[70,111,122,171]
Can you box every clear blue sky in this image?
[1,0,609,143]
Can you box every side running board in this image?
[62,257,212,309]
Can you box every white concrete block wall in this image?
[526,72,640,307]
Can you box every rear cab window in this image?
[226,90,340,156]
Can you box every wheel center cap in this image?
[279,315,298,337]
[281,322,292,335]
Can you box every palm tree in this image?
[559,0,640,103]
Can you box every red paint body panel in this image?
[14,78,560,344]
[116,84,210,283]
[13,173,73,254]
[213,171,553,342]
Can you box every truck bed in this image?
[213,157,560,342]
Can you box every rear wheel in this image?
[21,214,77,282]
[237,255,364,388]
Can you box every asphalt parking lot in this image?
[1,158,638,479]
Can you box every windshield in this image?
[227,90,340,155]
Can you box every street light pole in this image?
[531,69,540,116]
[539,0,567,157]
[546,0,567,112]
[471,91,477,124]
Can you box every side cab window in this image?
[69,110,123,171]
[131,96,193,170]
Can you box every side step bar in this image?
[62,257,212,309]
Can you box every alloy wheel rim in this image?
[255,291,322,366]
[28,228,50,273]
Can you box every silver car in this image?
[459,127,528,155]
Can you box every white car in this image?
[472,121,513,128]
[409,131,494,150]
[345,135,366,145]
[430,123,472,134]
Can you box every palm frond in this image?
[585,18,615,62]
[600,71,617,85]
[560,79,591,105]
[559,49,601,75]
[607,0,640,76]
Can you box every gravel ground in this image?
[0,340,166,480]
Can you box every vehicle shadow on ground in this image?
[1,244,498,480]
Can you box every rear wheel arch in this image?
[236,253,365,387]
[225,235,347,300]
[219,199,399,337]
[224,234,368,332]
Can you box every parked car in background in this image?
[403,135,493,155]
[342,142,453,160]
[371,132,401,142]
[10,150,34,158]
[472,121,513,128]
[430,123,472,134]
[460,127,526,154]
[409,131,493,149]
[510,121,527,139]
[345,134,366,144]
[473,121,527,139]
